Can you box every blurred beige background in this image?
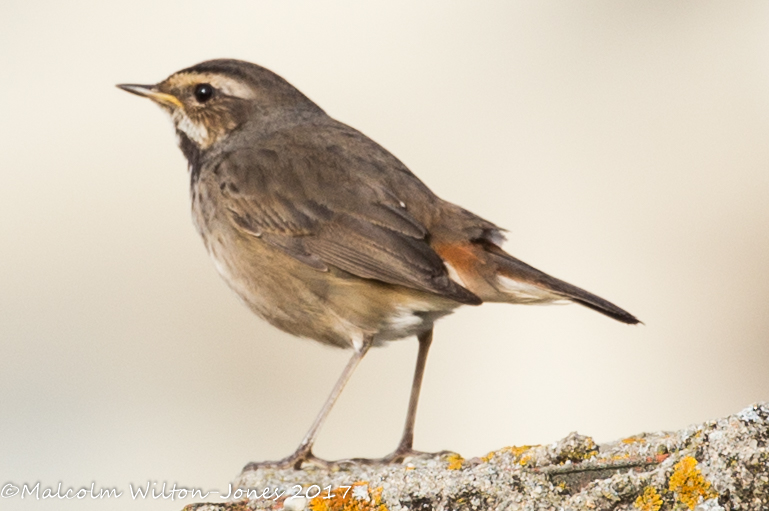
[1,1,768,510]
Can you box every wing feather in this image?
[215,134,480,305]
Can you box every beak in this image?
[116,83,183,109]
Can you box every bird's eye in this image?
[194,83,214,103]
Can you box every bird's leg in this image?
[244,337,372,471]
[342,329,447,465]
[380,328,440,463]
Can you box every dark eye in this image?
[194,83,214,103]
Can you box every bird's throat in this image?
[177,131,203,184]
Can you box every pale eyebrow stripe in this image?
[169,72,255,100]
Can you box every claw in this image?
[336,448,452,466]
[381,448,422,464]
[243,448,453,472]
[243,448,332,471]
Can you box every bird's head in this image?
[118,59,322,151]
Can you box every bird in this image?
[118,59,639,470]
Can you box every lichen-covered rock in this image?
[182,403,769,511]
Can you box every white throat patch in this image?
[172,110,209,147]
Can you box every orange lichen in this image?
[579,438,598,460]
[482,445,535,465]
[308,482,388,511]
[668,456,717,510]
[622,436,647,445]
[446,453,464,470]
[507,445,534,458]
[555,436,598,464]
[634,487,663,511]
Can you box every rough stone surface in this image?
[182,403,769,511]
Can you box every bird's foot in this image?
[243,446,455,471]
[338,447,452,466]
[243,447,331,471]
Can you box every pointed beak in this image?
[116,83,183,109]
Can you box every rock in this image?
[182,403,769,510]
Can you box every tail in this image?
[488,250,640,324]
[434,240,640,325]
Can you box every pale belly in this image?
[198,213,460,349]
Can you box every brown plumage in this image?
[118,59,639,469]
